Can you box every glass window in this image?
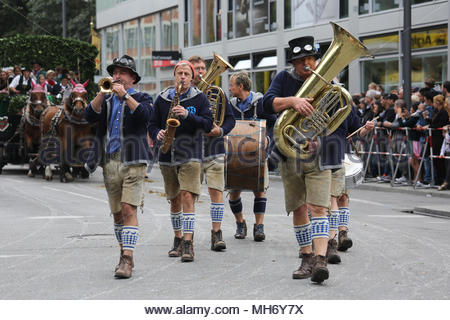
[216,0,222,41]
[229,54,251,70]
[105,25,119,65]
[205,0,216,43]
[373,0,399,12]
[411,26,448,50]
[254,70,276,93]
[411,52,448,88]
[123,20,138,58]
[161,8,179,51]
[284,0,291,29]
[291,0,339,29]
[184,0,189,46]
[253,0,269,35]
[253,50,277,68]
[339,0,348,18]
[141,14,157,77]
[359,0,369,14]
[227,0,234,39]
[362,33,399,55]
[269,0,276,31]
[361,57,399,93]
[235,0,250,37]
[412,0,432,4]
[192,0,202,45]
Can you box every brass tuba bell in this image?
[197,53,234,127]
[274,22,372,159]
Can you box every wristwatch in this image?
[123,93,131,100]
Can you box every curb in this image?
[413,206,450,219]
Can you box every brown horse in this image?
[40,80,93,182]
[25,84,49,177]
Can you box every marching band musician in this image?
[228,71,276,242]
[323,108,374,265]
[188,56,236,251]
[262,36,333,283]
[85,54,153,279]
[148,60,213,262]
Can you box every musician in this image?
[85,54,153,279]
[262,36,332,283]
[148,60,213,262]
[324,108,374,264]
[188,55,236,251]
[228,71,275,241]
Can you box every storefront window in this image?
[162,8,179,51]
[141,14,157,77]
[361,57,399,93]
[254,70,276,93]
[411,26,447,50]
[412,52,448,88]
[105,25,119,64]
[362,33,399,55]
[123,20,138,58]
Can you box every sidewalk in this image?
[269,173,450,218]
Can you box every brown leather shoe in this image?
[438,182,448,191]
[114,255,133,278]
[211,229,226,251]
[311,255,329,283]
[337,230,353,252]
[115,250,134,272]
[326,238,341,264]
[168,237,183,257]
[181,239,194,262]
[293,253,314,279]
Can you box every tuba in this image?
[160,81,183,154]
[274,22,372,159]
[197,53,234,126]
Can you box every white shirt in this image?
[9,75,36,89]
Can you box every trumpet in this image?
[98,77,120,93]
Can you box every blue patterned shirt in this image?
[236,92,253,112]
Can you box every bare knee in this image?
[121,203,137,220]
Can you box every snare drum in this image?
[343,153,363,188]
[224,120,266,192]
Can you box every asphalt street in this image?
[0,164,449,299]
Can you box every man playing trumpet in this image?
[148,60,213,262]
[188,55,236,251]
[85,54,153,279]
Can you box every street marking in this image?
[367,215,425,218]
[43,186,108,203]
[351,198,388,207]
[27,216,89,220]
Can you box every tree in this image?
[0,0,96,42]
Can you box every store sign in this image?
[151,51,181,68]
[411,27,447,49]
[362,34,399,55]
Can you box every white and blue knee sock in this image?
[294,222,312,248]
[122,226,139,251]
[210,203,224,223]
[311,217,329,240]
[183,212,195,234]
[170,211,183,232]
[328,210,339,232]
[338,207,350,229]
[114,223,123,245]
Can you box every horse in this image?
[40,80,93,182]
[24,84,49,177]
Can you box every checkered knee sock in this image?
[170,211,183,231]
[114,223,123,245]
[294,223,312,248]
[183,212,195,234]
[311,217,329,240]
[328,210,339,231]
[122,226,139,251]
[210,203,224,223]
[339,207,350,228]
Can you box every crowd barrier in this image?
[350,125,449,189]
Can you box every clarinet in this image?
[161,81,183,154]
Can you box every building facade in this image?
[96,0,449,97]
